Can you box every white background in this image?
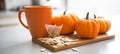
[67,0,120,17]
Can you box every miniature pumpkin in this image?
[51,10,79,35]
[75,12,100,39]
[94,15,111,33]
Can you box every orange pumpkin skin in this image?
[51,15,75,35]
[75,12,100,39]
[68,14,79,23]
[96,16,111,33]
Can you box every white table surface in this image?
[0,15,120,54]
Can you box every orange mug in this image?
[18,6,52,39]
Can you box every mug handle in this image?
[18,9,29,29]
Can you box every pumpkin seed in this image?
[71,48,79,52]
[40,48,46,52]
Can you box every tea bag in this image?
[45,24,63,37]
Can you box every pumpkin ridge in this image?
[107,20,111,31]
[69,14,79,23]
[75,20,83,36]
[84,20,89,37]
[105,20,111,32]
[100,19,106,33]
[104,20,108,32]
[89,20,93,37]
[93,21,99,36]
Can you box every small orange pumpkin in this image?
[75,12,100,39]
[94,15,111,33]
[51,10,79,35]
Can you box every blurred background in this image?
[0,0,120,28]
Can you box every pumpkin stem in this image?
[86,12,89,20]
[94,14,96,19]
[63,9,68,15]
